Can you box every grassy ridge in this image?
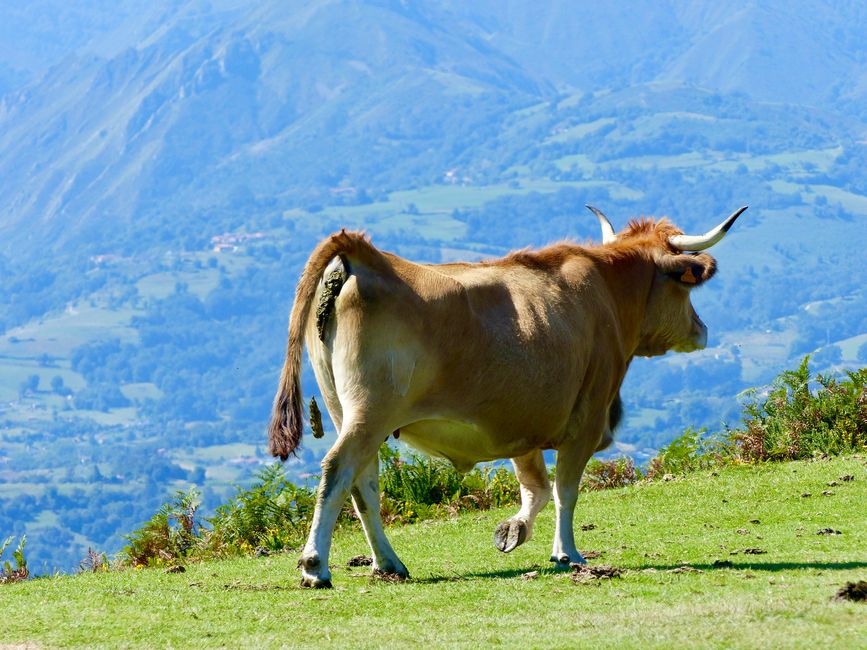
[2,457,865,649]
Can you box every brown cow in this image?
[269,205,747,587]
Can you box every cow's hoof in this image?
[374,559,410,581]
[550,552,585,565]
[300,575,333,589]
[298,552,332,588]
[373,567,409,582]
[494,518,528,553]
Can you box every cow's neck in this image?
[592,250,655,358]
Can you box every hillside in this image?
[1,1,866,573]
[2,457,865,648]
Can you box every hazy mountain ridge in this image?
[4,1,867,257]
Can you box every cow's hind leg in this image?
[494,450,551,553]
[351,455,408,580]
[299,422,381,588]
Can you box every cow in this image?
[269,205,747,588]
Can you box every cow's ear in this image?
[657,253,717,287]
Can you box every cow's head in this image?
[588,205,747,357]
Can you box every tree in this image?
[50,375,71,396]
[18,374,40,397]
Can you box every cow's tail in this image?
[268,229,388,460]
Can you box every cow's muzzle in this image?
[675,313,708,353]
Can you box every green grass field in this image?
[3,456,864,649]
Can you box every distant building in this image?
[210,231,266,253]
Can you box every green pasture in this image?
[3,457,864,648]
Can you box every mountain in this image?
[3,1,867,257]
[0,0,543,255]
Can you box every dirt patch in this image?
[833,581,867,602]
[839,475,855,482]
[667,565,703,574]
[816,528,842,536]
[570,564,623,582]
[581,550,603,559]
[521,571,539,580]
[742,548,767,555]
[372,569,407,583]
[580,523,596,531]
[164,565,186,574]
[347,555,373,567]
[712,559,734,568]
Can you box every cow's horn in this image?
[586,205,617,244]
[668,206,748,251]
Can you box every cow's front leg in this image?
[299,422,380,588]
[550,440,596,565]
[351,455,409,580]
[494,450,551,553]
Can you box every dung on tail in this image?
[267,230,382,459]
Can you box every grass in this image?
[3,456,864,648]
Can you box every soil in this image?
[347,555,373,567]
[571,564,623,582]
[833,581,867,602]
[816,528,842,535]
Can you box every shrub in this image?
[205,464,321,556]
[79,547,109,573]
[582,457,639,491]
[0,535,28,584]
[379,446,519,522]
[646,358,866,474]
[122,489,200,567]
[646,427,729,479]
[732,357,866,461]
